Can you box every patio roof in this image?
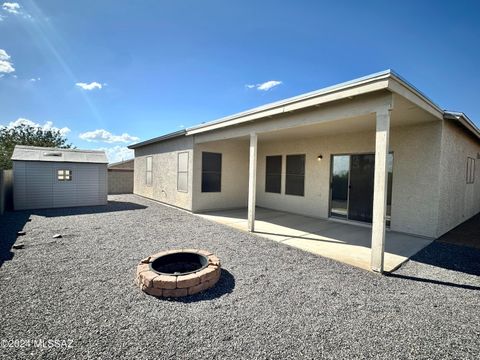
[129,70,480,149]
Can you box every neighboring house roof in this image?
[129,69,480,149]
[11,145,108,164]
[108,158,134,169]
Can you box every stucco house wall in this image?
[437,120,480,236]
[131,118,479,240]
[132,120,446,238]
[192,139,249,212]
[134,136,194,210]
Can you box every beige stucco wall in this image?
[192,139,249,212]
[437,120,480,236]
[132,119,454,237]
[133,136,194,210]
[255,121,443,238]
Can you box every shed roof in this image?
[11,145,108,164]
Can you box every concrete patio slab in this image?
[196,207,433,272]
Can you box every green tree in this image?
[0,124,74,169]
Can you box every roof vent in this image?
[43,152,62,157]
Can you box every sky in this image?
[1,0,479,162]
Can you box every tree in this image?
[0,124,74,169]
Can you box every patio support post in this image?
[371,108,391,273]
[248,132,258,232]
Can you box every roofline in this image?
[444,111,480,139]
[13,145,105,154]
[186,69,447,135]
[128,129,186,149]
[186,69,394,134]
[130,70,479,146]
[11,159,109,164]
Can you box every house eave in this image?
[131,70,478,146]
[444,111,480,139]
[128,129,186,149]
[186,70,395,135]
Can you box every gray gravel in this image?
[0,194,479,359]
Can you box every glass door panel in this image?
[329,153,394,225]
[348,154,375,222]
[330,155,350,218]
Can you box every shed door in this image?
[53,164,76,208]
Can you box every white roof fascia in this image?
[386,73,444,120]
[444,111,480,139]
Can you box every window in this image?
[285,154,305,196]
[202,152,222,192]
[466,157,475,184]
[265,155,282,193]
[146,156,152,186]
[57,169,72,181]
[177,152,189,192]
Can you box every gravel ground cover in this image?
[0,194,479,359]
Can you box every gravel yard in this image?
[0,194,479,359]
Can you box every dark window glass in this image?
[286,154,305,196]
[202,152,222,192]
[265,155,282,193]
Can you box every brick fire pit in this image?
[136,249,221,297]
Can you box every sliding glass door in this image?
[330,155,350,218]
[330,153,393,224]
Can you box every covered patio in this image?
[197,207,433,272]
[190,71,446,273]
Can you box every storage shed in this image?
[11,145,108,210]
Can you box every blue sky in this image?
[1,0,479,162]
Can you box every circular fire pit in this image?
[136,249,221,297]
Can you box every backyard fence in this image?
[108,168,134,194]
[0,170,13,214]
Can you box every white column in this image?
[371,109,391,273]
[247,132,258,232]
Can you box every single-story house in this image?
[128,70,480,272]
[12,145,108,210]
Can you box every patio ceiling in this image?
[257,94,439,142]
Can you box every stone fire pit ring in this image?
[136,249,221,297]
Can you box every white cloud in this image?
[29,77,40,82]
[0,49,14,74]
[2,2,20,14]
[245,80,282,91]
[1,2,30,19]
[2,118,71,135]
[75,81,102,91]
[79,129,139,144]
[99,146,134,163]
